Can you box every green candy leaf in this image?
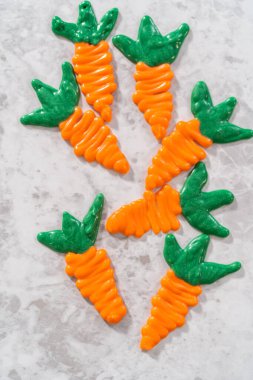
[138,16,161,47]
[112,35,142,63]
[97,8,119,42]
[62,212,82,240]
[20,62,80,128]
[191,81,253,143]
[77,1,97,29]
[113,16,189,66]
[180,162,234,237]
[37,194,104,254]
[37,230,70,253]
[83,193,104,242]
[52,1,118,45]
[164,234,241,285]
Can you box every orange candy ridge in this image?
[146,119,213,190]
[140,270,202,350]
[59,107,130,174]
[106,185,182,238]
[133,62,174,140]
[73,41,117,122]
[65,246,127,324]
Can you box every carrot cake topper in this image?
[145,82,253,190]
[37,193,127,324]
[20,62,129,175]
[113,16,189,139]
[52,1,118,122]
[106,162,234,238]
[140,234,241,351]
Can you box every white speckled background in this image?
[1,0,253,379]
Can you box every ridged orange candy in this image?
[65,246,127,324]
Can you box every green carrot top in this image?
[164,234,241,286]
[191,81,253,143]
[20,62,80,128]
[52,1,118,45]
[180,162,234,238]
[37,194,104,254]
[113,15,189,67]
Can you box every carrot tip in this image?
[114,160,130,175]
[140,336,156,351]
[106,307,127,324]
[105,217,116,233]
[65,266,75,277]
[152,125,167,140]
[101,108,112,123]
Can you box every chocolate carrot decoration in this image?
[113,16,189,139]
[37,194,127,324]
[145,82,253,190]
[20,62,130,175]
[106,162,234,238]
[52,1,118,122]
[140,234,241,350]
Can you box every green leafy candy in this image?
[37,193,104,254]
[191,81,253,143]
[52,1,118,45]
[20,62,80,128]
[113,16,189,67]
[180,162,234,238]
[164,234,241,286]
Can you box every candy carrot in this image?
[145,82,253,190]
[140,234,241,350]
[37,194,127,324]
[20,62,129,175]
[107,184,182,238]
[106,162,234,238]
[52,1,118,122]
[113,16,189,139]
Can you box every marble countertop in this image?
[1,0,253,379]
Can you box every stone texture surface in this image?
[1,0,253,379]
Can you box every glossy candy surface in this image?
[37,194,127,324]
[133,62,174,139]
[21,63,128,174]
[106,185,181,238]
[140,270,201,350]
[52,2,118,122]
[113,15,189,139]
[113,16,189,67]
[37,194,104,253]
[140,234,241,350]
[52,1,118,45]
[65,246,127,323]
[73,41,117,122]
[192,81,253,143]
[107,162,233,238]
[20,62,80,127]
[180,162,234,237]
[164,234,241,285]
[59,107,129,174]
[145,119,212,190]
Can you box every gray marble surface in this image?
[1,0,253,379]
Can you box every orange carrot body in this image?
[72,41,117,122]
[146,119,213,190]
[65,246,127,324]
[106,185,182,238]
[133,62,174,140]
[59,107,130,174]
[140,270,202,350]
